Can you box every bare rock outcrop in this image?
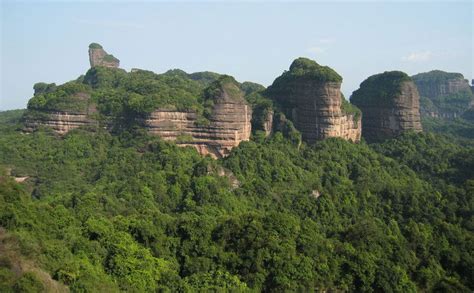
[24,90,97,134]
[265,58,361,143]
[351,71,422,142]
[145,76,252,158]
[88,43,120,68]
[24,111,95,135]
[412,70,474,119]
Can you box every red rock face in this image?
[415,77,473,119]
[416,78,471,99]
[88,47,119,68]
[145,99,252,159]
[24,111,96,135]
[270,80,361,143]
[355,81,422,141]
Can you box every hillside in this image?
[1,44,473,292]
[1,104,473,291]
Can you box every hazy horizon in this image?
[1,0,473,111]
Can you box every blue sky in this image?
[1,0,472,110]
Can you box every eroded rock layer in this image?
[145,77,252,158]
[24,111,96,135]
[412,71,474,119]
[266,58,361,143]
[351,72,422,142]
[287,81,361,143]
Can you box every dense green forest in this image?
[0,106,473,292]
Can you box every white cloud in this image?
[307,46,326,54]
[401,51,434,62]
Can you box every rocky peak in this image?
[265,58,361,143]
[145,76,252,158]
[88,43,120,68]
[412,70,474,119]
[351,71,422,142]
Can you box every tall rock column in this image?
[265,57,361,143]
[351,71,422,142]
[88,43,120,68]
[412,70,474,119]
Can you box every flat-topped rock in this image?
[351,71,422,142]
[265,58,361,143]
[145,76,252,158]
[412,70,474,119]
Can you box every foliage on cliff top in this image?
[88,43,103,49]
[2,110,473,291]
[203,75,244,102]
[102,54,119,63]
[27,81,92,113]
[188,71,221,86]
[413,70,473,116]
[340,94,361,122]
[350,71,412,106]
[240,81,266,96]
[268,58,343,89]
[412,70,465,83]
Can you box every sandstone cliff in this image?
[24,90,97,134]
[145,76,252,158]
[412,70,474,119]
[265,58,361,143]
[24,111,96,135]
[351,71,422,142]
[88,43,120,68]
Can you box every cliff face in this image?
[88,43,120,68]
[24,111,96,135]
[24,91,97,134]
[351,72,422,142]
[145,77,252,158]
[266,58,361,143]
[412,71,474,119]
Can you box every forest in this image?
[0,103,473,291]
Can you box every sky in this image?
[1,0,473,110]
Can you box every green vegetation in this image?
[188,71,221,86]
[27,82,92,113]
[419,89,473,118]
[350,71,411,106]
[1,107,473,291]
[102,54,119,63]
[412,70,464,83]
[413,70,473,118]
[240,81,266,96]
[422,117,474,139]
[341,94,361,122]
[33,82,57,95]
[203,75,244,102]
[267,58,342,98]
[286,57,342,82]
[0,110,24,125]
[88,43,103,49]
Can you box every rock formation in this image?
[265,58,361,143]
[24,111,96,135]
[145,76,252,158]
[23,92,97,135]
[88,43,120,68]
[412,70,474,119]
[351,71,422,142]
